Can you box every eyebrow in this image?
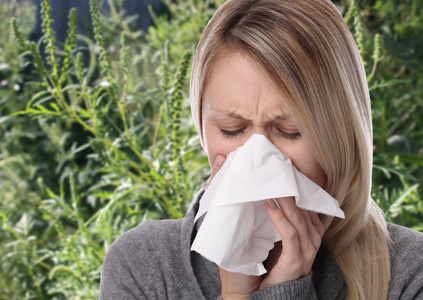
[225,112,244,119]
[217,111,290,121]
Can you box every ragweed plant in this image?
[344,0,366,65]
[60,8,77,86]
[6,0,200,297]
[41,0,58,80]
[367,33,383,83]
[90,0,113,84]
[168,51,192,210]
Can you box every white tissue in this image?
[191,134,344,276]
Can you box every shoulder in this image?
[387,223,423,299]
[99,219,185,299]
[388,222,423,258]
[103,218,185,276]
[106,182,208,261]
[111,218,184,255]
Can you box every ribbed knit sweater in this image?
[99,184,423,299]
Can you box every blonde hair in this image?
[189,0,391,298]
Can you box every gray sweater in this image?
[99,185,423,299]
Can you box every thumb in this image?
[206,154,226,189]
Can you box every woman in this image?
[99,0,423,299]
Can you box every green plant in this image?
[342,0,423,228]
[2,0,211,297]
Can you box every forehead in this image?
[202,52,290,120]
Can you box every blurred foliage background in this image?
[0,0,422,298]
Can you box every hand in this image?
[259,197,325,289]
[207,154,325,298]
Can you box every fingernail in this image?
[214,155,224,168]
[267,198,277,209]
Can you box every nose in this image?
[251,125,274,144]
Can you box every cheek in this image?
[203,128,241,168]
[289,147,326,187]
[298,160,326,187]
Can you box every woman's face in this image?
[202,52,326,187]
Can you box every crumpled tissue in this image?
[191,134,344,276]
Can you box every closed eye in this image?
[220,127,301,139]
[276,128,301,140]
[220,128,246,138]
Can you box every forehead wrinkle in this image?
[265,111,290,121]
[253,86,290,121]
[226,111,246,119]
[203,52,292,124]
[210,106,290,124]
[209,108,250,120]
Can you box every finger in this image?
[300,210,323,251]
[265,198,301,262]
[309,211,325,238]
[206,154,226,189]
[300,209,313,235]
[276,197,313,255]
